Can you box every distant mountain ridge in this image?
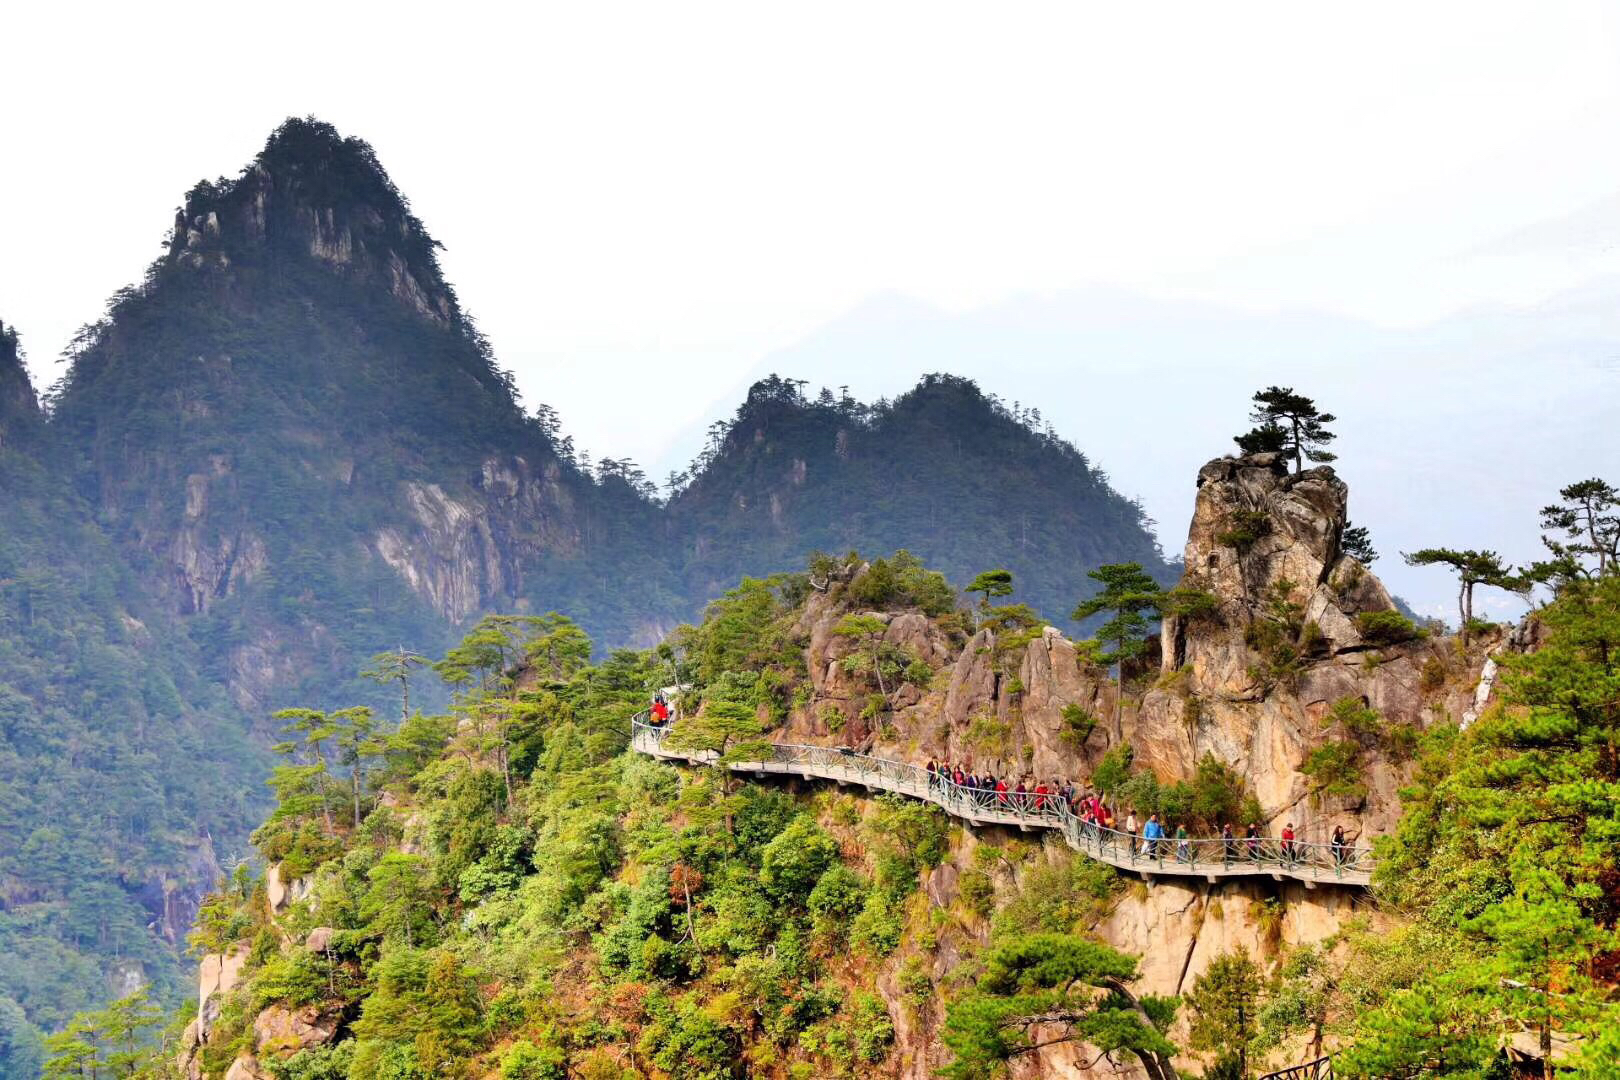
[43,117,1168,708]
[0,117,1168,1059]
[665,372,1170,623]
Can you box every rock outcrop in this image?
[1134,452,1493,839]
[371,457,584,624]
[1160,452,1393,680]
[779,583,1114,784]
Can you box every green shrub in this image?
[1356,610,1422,645]
[760,817,840,904]
[267,1043,355,1080]
[1326,696,1381,738]
[850,891,906,956]
[1302,740,1365,798]
[1091,745,1133,794]
[252,949,327,1008]
[1216,510,1272,551]
[850,992,895,1064]
[1059,704,1096,748]
[500,1039,567,1080]
[808,865,868,924]
[959,869,995,917]
[898,957,934,1007]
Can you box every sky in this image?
[3,2,1619,616]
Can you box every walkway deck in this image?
[630,721,1372,888]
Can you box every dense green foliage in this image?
[147,600,967,1079]
[1339,571,1620,1074]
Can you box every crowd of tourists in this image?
[637,704,1355,867]
[923,758,1354,866]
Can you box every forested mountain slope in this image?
[44,118,675,715]
[665,374,1172,627]
[0,325,267,1076]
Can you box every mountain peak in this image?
[167,117,458,324]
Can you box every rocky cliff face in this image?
[1132,451,1495,841]
[884,830,1371,1079]
[44,118,635,712]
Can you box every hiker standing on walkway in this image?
[1143,814,1163,857]
[1245,822,1261,860]
[1175,824,1190,862]
[1125,810,1138,849]
[1281,822,1296,863]
[926,760,938,793]
[1332,825,1348,867]
[1222,822,1237,861]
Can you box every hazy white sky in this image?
[4,2,1620,614]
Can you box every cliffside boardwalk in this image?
[631,717,1373,888]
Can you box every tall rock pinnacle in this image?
[167,117,459,325]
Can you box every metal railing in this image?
[1259,1055,1333,1080]
[630,717,1373,887]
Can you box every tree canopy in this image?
[1236,386,1337,473]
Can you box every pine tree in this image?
[663,700,772,835]
[1341,521,1378,564]
[966,569,1014,613]
[1072,563,1164,739]
[361,647,429,725]
[1237,387,1337,473]
[940,934,1179,1080]
[1538,477,1619,578]
[1185,949,1262,1077]
[1401,548,1524,644]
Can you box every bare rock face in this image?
[195,944,248,1044]
[1134,452,1491,840]
[784,586,1113,785]
[223,1055,271,1080]
[371,457,582,624]
[265,863,311,914]
[253,1003,341,1057]
[1162,453,1393,681]
[170,119,458,326]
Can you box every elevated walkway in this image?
[631,720,1372,888]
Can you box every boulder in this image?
[265,863,310,913]
[224,1056,270,1080]
[304,926,335,953]
[253,1003,340,1056]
